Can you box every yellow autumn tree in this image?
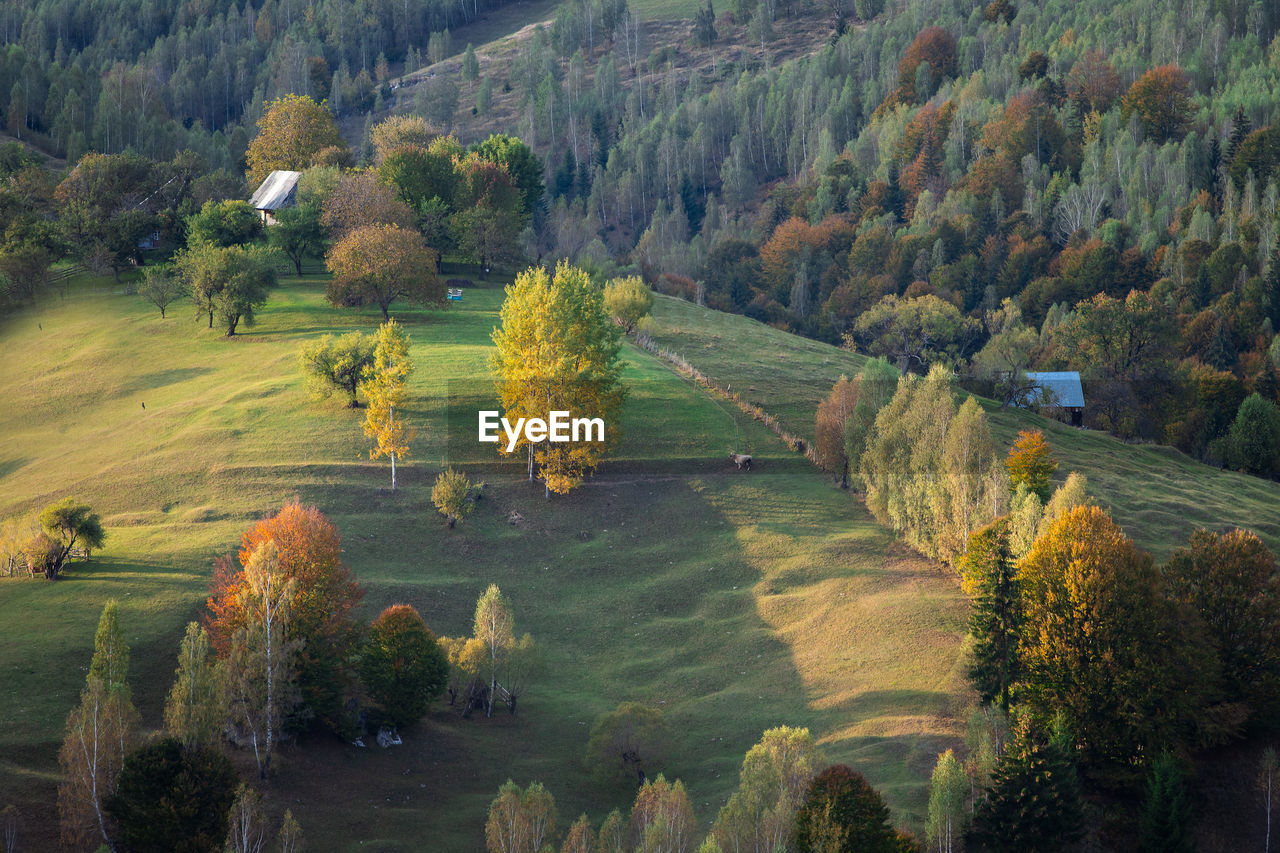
[245,94,345,185]
[360,319,415,490]
[490,262,626,496]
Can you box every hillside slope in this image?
[0,276,967,849]
[644,294,1280,559]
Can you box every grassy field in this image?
[644,294,1280,559]
[0,274,970,850]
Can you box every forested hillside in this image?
[400,0,1280,469]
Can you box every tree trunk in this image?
[391,451,397,491]
[527,446,534,481]
[380,303,391,322]
[294,256,303,276]
[159,305,166,319]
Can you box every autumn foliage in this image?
[244,94,345,184]
[1005,430,1057,501]
[1121,65,1193,143]
[205,502,363,727]
[325,223,442,321]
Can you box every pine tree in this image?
[969,718,1083,853]
[959,518,1022,712]
[1138,753,1195,853]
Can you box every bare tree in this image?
[1052,181,1107,244]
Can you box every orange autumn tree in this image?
[1006,429,1057,502]
[1121,65,1193,144]
[205,502,363,731]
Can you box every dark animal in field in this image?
[729,452,752,471]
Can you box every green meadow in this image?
[0,275,969,850]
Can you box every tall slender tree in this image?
[360,319,416,490]
[58,601,140,850]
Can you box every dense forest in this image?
[0,0,517,165]
[453,0,1280,469]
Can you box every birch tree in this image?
[228,541,299,779]
[163,622,225,749]
[360,319,416,490]
[58,600,139,850]
[473,584,514,718]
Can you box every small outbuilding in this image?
[1022,371,1085,426]
[249,170,301,224]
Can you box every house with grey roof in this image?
[1022,371,1085,426]
[249,170,301,224]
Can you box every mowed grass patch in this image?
[644,294,869,444]
[645,294,1280,557]
[0,275,970,849]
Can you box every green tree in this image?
[1138,752,1194,853]
[325,224,442,321]
[53,152,159,280]
[713,727,821,853]
[1164,529,1280,720]
[472,133,545,216]
[37,497,105,580]
[360,319,416,490]
[849,294,980,374]
[490,262,627,496]
[694,0,717,47]
[486,780,557,853]
[174,243,277,335]
[185,199,263,247]
[138,266,187,319]
[360,604,449,729]
[927,750,967,853]
[1224,394,1280,477]
[463,44,480,87]
[795,764,908,853]
[370,114,441,164]
[431,467,476,528]
[603,275,653,333]
[959,518,1022,712]
[1005,429,1057,502]
[969,718,1083,853]
[585,703,671,785]
[58,601,140,850]
[300,331,376,408]
[245,95,345,185]
[104,738,238,853]
[842,358,899,490]
[163,622,225,750]
[268,203,325,276]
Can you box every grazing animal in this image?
[729,452,752,471]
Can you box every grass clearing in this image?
[0,274,968,850]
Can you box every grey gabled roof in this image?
[1025,371,1085,408]
[249,170,301,211]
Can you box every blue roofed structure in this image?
[1023,371,1085,425]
